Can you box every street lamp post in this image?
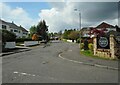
[74,9,82,52]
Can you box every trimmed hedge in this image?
[16,38,33,43]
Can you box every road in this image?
[2,40,118,83]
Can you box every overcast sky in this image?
[0,1,119,32]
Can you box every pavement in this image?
[0,46,31,57]
[59,42,119,70]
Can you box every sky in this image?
[0,1,119,32]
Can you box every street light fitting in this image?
[74,9,80,12]
[74,9,77,11]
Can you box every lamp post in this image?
[74,9,82,52]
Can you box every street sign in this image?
[97,36,110,49]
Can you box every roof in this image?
[81,27,94,31]
[96,22,115,28]
[0,19,9,25]
[7,22,20,30]
[19,26,28,32]
[0,19,28,32]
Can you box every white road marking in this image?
[58,54,118,70]
[13,71,19,74]
[13,71,57,80]
[14,71,37,77]
[59,54,83,64]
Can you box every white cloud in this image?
[39,2,118,32]
[0,2,118,33]
[1,0,120,2]
[39,2,80,32]
[0,3,39,30]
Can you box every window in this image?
[11,29,13,32]
[14,29,18,32]
[2,25,6,29]
[23,32,27,35]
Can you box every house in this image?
[81,27,94,37]
[96,22,116,32]
[81,22,117,38]
[0,19,28,38]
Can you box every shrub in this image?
[1,29,16,50]
[80,43,84,49]
[76,38,80,43]
[16,38,32,43]
[32,34,39,41]
[88,43,93,51]
[2,29,16,42]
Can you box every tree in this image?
[89,28,106,37]
[29,25,37,38]
[68,31,79,42]
[37,20,48,41]
[63,29,73,39]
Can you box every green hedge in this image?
[2,29,16,42]
[16,38,33,42]
[1,29,16,50]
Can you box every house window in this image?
[10,29,13,32]
[2,25,6,30]
[14,29,18,32]
[19,30,21,33]
[23,32,27,35]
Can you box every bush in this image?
[80,43,84,49]
[2,29,16,42]
[76,38,80,43]
[16,38,32,43]
[88,43,93,51]
[1,29,16,50]
[32,34,39,41]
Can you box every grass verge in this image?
[80,50,115,60]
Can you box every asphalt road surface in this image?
[2,40,118,83]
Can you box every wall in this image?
[93,35,120,59]
[5,42,16,49]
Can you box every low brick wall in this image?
[93,35,120,59]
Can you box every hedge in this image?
[2,29,16,42]
[16,38,33,42]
